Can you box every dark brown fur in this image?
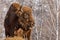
[4,3,21,37]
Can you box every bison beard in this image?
[4,3,35,40]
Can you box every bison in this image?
[4,3,35,40]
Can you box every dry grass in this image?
[5,36,25,40]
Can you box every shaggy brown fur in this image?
[17,6,35,40]
[18,6,35,30]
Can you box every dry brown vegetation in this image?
[5,36,25,40]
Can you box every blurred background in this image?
[0,0,60,40]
